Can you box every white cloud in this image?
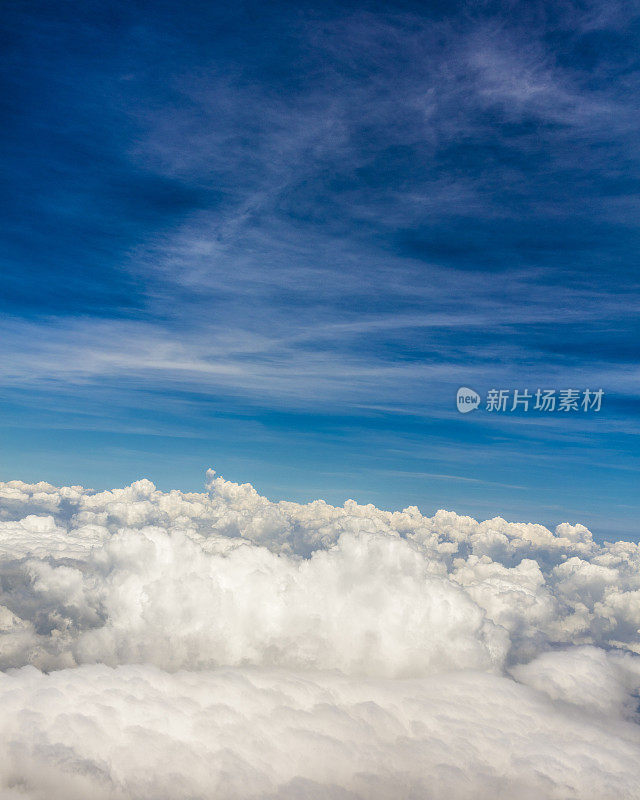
[0,664,639,800]
[0,470,639,797]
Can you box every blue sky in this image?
[1,0,639,539]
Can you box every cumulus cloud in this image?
[0,470,639,797]
[2,664,640,800]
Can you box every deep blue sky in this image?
[1,0,639,539]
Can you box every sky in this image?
[1,0,639,540]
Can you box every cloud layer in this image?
[2,663,640,800]
[0,471,639,797]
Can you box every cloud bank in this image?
[0,470,639,798]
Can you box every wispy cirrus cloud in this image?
[1,0,639,532]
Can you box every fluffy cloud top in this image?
[0,470,638,798]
